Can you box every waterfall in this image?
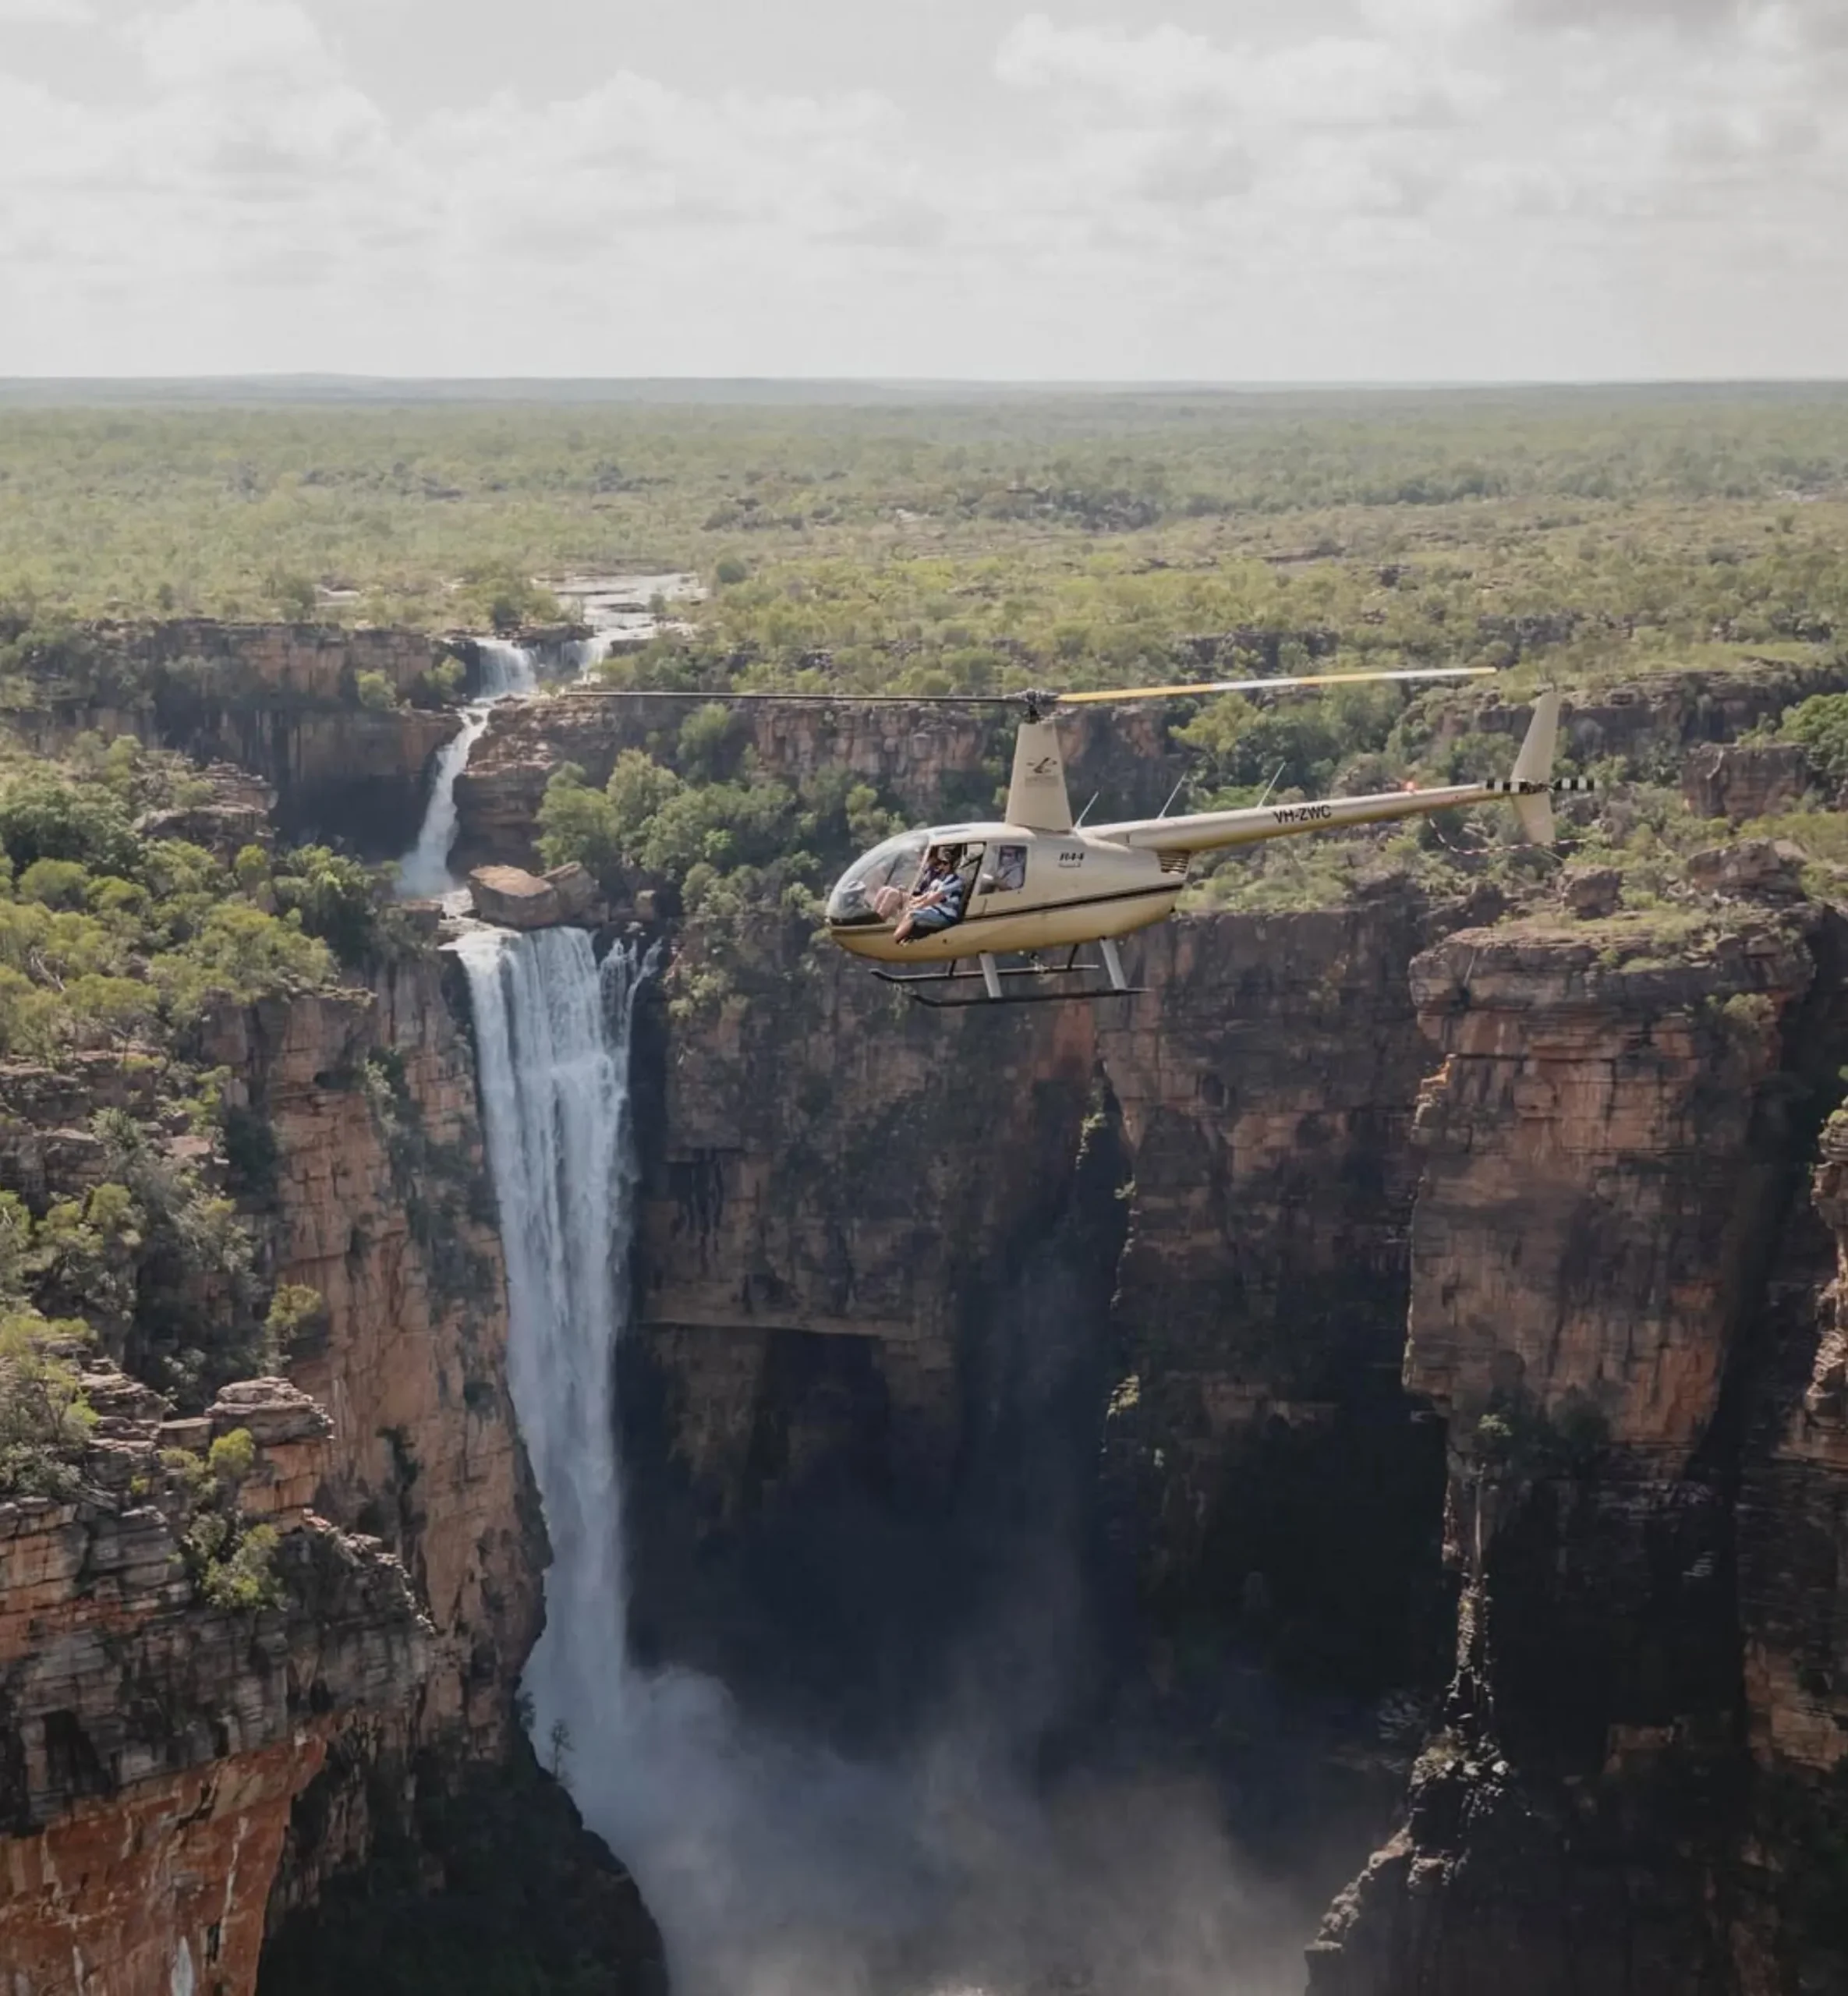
[394,639,537,897]
[455,925,930,1992]
[396,705,490,898]
[456,927,646,1732]
[476,638,538,697]
[563,632,617,680]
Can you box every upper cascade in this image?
[395,639,538,899]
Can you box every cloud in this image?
[0,0,90,20]
[993,12,1495,126]
[0,0,1843,377]
[127,0,336,87]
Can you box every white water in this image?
[459,925,648,1732]
[397,704,491,897]
[458,925,1308,1996]
[476,638,539,698]
[394,639,537,897]
[563,632,618,680]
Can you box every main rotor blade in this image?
[555,688,1019,706]
[1053,667,1496,706]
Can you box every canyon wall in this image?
[0,1366,427,1996]
[600,673,1848,1988]
[232,957,660,1987]
[13,631,1848,1992]
[617,881,1485,1876]
[1307,892,1848,1996]
[0,942,661,1996]
[454,690,1192,872]
[5,622,466,851]
[1422,656,1848,778]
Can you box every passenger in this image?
[894,844,967,944]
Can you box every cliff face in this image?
[1308,901,1848,1996]
[454,692,1191,872]
[621,885,1482,1780]
[0,1368,427,1996]
[1425,658,1848,777]
[205,963,538,1765]
[9,622,465,854]
[228,956,664,1993]
[627,846,1848,1993]
[0,942,581,1996]
[1091,894,1485,1694]
[185,957,553,1944]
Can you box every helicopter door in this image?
[947,844,985,925]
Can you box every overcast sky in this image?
[1,0,1843,380]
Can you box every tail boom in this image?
[1095,773,1595,858]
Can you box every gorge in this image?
[9,623,1848,1996]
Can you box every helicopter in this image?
[809,667,1594,1006]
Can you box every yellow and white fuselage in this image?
[824,689,1584,975]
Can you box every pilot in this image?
[893,844,967,944]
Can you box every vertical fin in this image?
[1510,688,1561,847]
[1005,718,1074,832]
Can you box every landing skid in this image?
[872,942,1147,1008]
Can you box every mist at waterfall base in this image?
[458,926,1311,1996]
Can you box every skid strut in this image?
[871,943,1149,1008]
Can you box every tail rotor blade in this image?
[1053,667,1496,706]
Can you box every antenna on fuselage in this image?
[1255,762,1288,809]
[1155,777,1187,820]
[1074,792,1099,826]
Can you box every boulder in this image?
[467,865,561,929]
[1686,837,1809,903]
[395,898,446,941]
[1562,865,1623,919]
[135,802,274,862]
[1682,741,1814,825]
[543,862,598,920]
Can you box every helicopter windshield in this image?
[825,830,930,926]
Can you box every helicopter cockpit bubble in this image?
[825,829,932,927]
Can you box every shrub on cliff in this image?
[271,844,417,969]
[79,1109,265,1407]
[0,774,141,876]
[1778,693,1848,792]
[354,669,400,712]
[159,1424,287,1611]
[0,759,429,1056]
[0,1311,99,1499]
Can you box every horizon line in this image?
[3,372,1846,393]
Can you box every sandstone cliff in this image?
[0,938,662,1995]
[0,1367,427,1996]
[614,880,1491,1902]
[1421,656,1848,778]
[453,690,1191,872]
[1306,895,1848,1996]
[5,622,469,852]
[203,963,537,1774]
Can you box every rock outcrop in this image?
[1683,741,1817,824]
[463,862,602,929]
[0,1362,427,1996]
[8,621,469,853]
[1307,901,1848,1995]
[202,961,539,1773]
[467,865,561,929]
[1423,657,1848,775]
